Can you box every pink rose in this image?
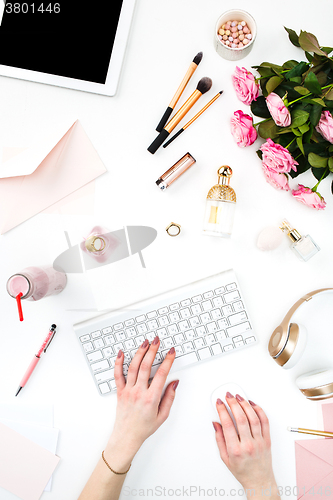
[292,184,326,210]
[231,66,259,105]
[266,92,291,127]
[260,138,298,173]
[262,167,290,191]
[315,110,333,143]
[230,110,257,147]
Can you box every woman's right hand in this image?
[213,393,280,499]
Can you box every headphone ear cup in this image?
[296,368,333,400]
[282,323,308,370]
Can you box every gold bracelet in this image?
[101,450,131,475]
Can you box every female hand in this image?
[104,337,178,472]
[213,393,280,499]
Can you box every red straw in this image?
[16,293,24,321]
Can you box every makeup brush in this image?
[156,51,203,132]
[148,77,212,155]
[288,427,333,438]
[163,91,223,148]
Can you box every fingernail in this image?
[117,349,122,358]
[235,394,244,402]
[212,422,218,432]
[172,380,179,390]
[152,336,159,345]
[249,400,256,406]
[141,339,149,348]
[226,392,234,399]
[169,347,175,355]
[216,398,223,405]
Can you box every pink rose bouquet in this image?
[315,110,333,144]
[266,92,291,127]
[292,185,326,210]
[230,110,257,147]
[231,66,259,106]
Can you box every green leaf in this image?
[299,123,310,134]
[304,72,322,95]
[256,150,263,160]
[285,61,309,80]
[260,62,284,73]
[290,77,302,84]
[250,95,271,118]
[324,88,333,100]
[291,109,309,128]
[266,76,283,94]
[296,136,304,154]
[284,27,300,47]
[283,60,299,70]
[311,98,326,106]
[309,104,323,126]
[299,31,328,56]
[329,157,333,172]
[311,166,330,181]
[258,119,279,139]
[321,47,333,55]
[294,86,311,95]
[291,128,302,136]
[308,152,328,168]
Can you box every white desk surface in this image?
[1,1,333,499]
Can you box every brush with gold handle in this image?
[163,91,223,148]
[156,52,203,132]
[288,427,333,438]
[148,77,212,155]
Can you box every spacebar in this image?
[171,352,199,372]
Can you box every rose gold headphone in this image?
[268,288,333,401]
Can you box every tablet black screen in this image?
[0,1,124,84]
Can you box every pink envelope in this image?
[0,119,107,234]
[295,438,333,499]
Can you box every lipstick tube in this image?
[156,153,196,190]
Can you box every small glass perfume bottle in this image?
[280,220,320,262]
[203,166,236,237]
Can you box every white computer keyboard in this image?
[73,269,257,395]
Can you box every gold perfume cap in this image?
[207,166,236,202]
[280,220,301,243]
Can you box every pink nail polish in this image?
[117,349,122,358]
[235,394,244,402]
[216,398,223,405]
[226,392,234,399]
[152,336,159,345]
[249,400,256,406]
[141,339,149,348]
[212,422,218,432]
[172,380,179,390]
[169,347,175,355]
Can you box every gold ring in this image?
[85,236,106,253]
[166,222,181,237]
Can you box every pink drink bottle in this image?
[7,266,67,301]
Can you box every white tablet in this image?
[0,0,136,96]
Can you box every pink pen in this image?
[15,324,57,396]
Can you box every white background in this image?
[1,0,333,499]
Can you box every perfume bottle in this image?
[203,166,236,237]
[81,226,119,263]
[280,220,320,262]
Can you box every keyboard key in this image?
[174,333,185,344]
[114,322,124,331]
[224,344,234,352]
[194,338,205,349]
[217,318,228,330]
[212,296,223,308]
[192,294,202,303]
[206,334,216,345]
[169,312,180,323]
[87,350,103,363]
[134,336,145,347]
[94,339,105,349]
[125,318,135,326]
[99,382,111,394]
[104,335,115,345]
[91,330,102,339]
[158,306,169,315]
[156,327,167,339]
[181,298,191,307]
[233,301,244,312]
[211,343,223,355]
[125,339,135,350]
[191,304,202,315]
[167,324,178,335]
[126,327,136,338]
[123,364,129,376]
[91,359,109,373]
[227,322,251,337]
[215,286,225,294]
[196,325,206,336]
[102,326,112,335]
[232,335,243,342]
[147,311,157,319]
[245,336,256,344]
[163,337,174,348]
[178,320,189,331]
[229,312,248,326]
[226,282,237,291]
[180,308,191,319]
[197,347,212,360]
[189,316,200,328]
[103,347,113,358]
[174,345,183,357]
[222,305,233,316]
[183,341,195,353]
[80,334,90,342]
[200,313,211,324]
[185,329,195,340]
[211,308,222,320]
[202,300,213,311]
[147,319,158,330]
[137,323,148,334]
[136,314,146,323]
[224,290,240,303]
[169,303,180,311]
[82,342,94,353]
[234,340,245,348]
[114,342,124,352]
[158,316,169,327]
[116,331,126,342]
[203,291,213,299]
[109,356,117,368]
[216,330,227,342]
[146,332,155,342]
[207,322,217,334]
[95,369,114,383]
[124,352,131,363]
